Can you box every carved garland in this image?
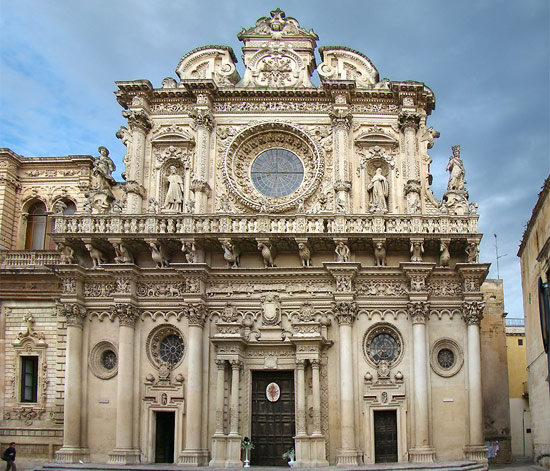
[222,122,324,212]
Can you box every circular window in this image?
[363,323,404,367]
[431,338,463,377]
[146,325,186,369]
[159,334,185,364]
[89,341,118,379]
[251,148,304,197]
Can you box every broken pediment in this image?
[175,46,240,87]
[318,46,379,88]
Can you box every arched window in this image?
[25,201,48,250]
[48,199,77,249]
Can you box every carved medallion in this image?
[266,382,281,402]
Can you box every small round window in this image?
[437,348,455,369]
[430,338,463,378]
[250,148,304,197]
[89,342,118,380]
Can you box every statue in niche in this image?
[446,145,466,191]
[163,166,184,212]
[92,146,116,191]
[335,241,350,262]
[368,168,389,212]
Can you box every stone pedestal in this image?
[178,450,209,466]
[310,437,329,468]
[208,436,227,468]
[225,436,243,467]
[294,436,311,468]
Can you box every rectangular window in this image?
[518,338,523,346]
[21,356,38,403]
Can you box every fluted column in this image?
[179,303,208,466]
[295,359,307,436]
[311,359,322,436]
[399,111,422,214]
[123,109,152,214]
[407,301,435,462]
[330,96,352,213]
[109,304,140,464]
[189,107,213,213]
[334,301,360,466]
[229,360,241,435]
[463,301,488,461]
[56,304,89,463]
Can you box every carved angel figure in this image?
[163,166,185,212]
[446,145,466,191]
[368,168,389,212]
[335,241,350,262]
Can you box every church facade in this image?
[0,10,498,468]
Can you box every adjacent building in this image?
[0,9,511,468]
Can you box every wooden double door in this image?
[251,371,295,466]
[374,409,398,463]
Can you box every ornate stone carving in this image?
[221,240,241,268]
[85,243,107,268]
[426,280,463,297]
[329,110,352,131]
[335,241,350,262]
[462,301,485,325]
[114,242,134,264]
[84,282,115,297]
[356,280,407,297]
[219,303,238,323]
[257,241,276,268]
[188,107,214,131]
[184,303,207,327]
[113,304,139,328]
[122,109,153,132]
[318,46,379,87]
[149,241,170,268]
[61,303,87,327]
[298,242,312,267]
[373,241,387,267]
[398,111,421,131]
[410,240,424,262]
[136,281,185,297]
[440,242,450,267]
[367,168,389,213]
[363,322,404,367]
[18,314,45,341]
[62,278,77,294]
[175,46,240,86]
[407,301,430,324]
[261,293,281,326]
[466,241,480,263]
[333,301,357,325]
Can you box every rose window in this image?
[437,348,455,369]
[159,334,185,364]
[363,323,404,367]
[369,333,398,363]
[251,148,304,197]
[101,350,117,370]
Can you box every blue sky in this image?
[1,0,549,317]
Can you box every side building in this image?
[518,175,550,469]
[1,9,511,468]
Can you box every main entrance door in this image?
[251,370,295,466]
[155,411,175,463]
[374,409,398,463]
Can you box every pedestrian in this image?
[1,442,16,471]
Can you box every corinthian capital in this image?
[462,300,485,326]
[113,303,140,328]
[407,301,430,324]
[122,109,153,132]
[398,111,422,131]
[189,107,214,131]
[329,110,352,131]
[184,302,207,327]
[61,303,87,328]
[333,301,357,325]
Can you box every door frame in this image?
[363,404,407,464]
[144,406,183,464]
[373,409,398,463]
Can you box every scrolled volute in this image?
[60,303,87,328]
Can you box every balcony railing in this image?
[0,250,61,268]
[53,213,479,237]
[505,318,525,327]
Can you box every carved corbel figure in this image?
[221,241,240,268]
[440,242,450,267]
[298,242,312,267]
[373,241,387,267]
[85,243,106,268]
[114,242,134,264]
[57,242,76,264]
[258,241,276,268]
[335,241,350,262]
[149,241,169,268]
[466,241,480,263]
[410,241,424,262]
[181,241,196,263]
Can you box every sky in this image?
[1,0,549,318]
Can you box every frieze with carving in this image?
[356,280,408,297]
[83,282,115,297]
[426,280,463,297]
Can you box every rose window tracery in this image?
[437,348,455,369]
[146,325,186,369]
[251,148,304,197]
[159,334,185,364]
[101,350,117,370]
[363,323,404,367]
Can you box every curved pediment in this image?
[318,46,379,88]
[175,46,240,87]
[355,126,398,148]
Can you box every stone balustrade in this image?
[53,213,479,237]
[0,250,61,267]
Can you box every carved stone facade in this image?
[0,9,505,469]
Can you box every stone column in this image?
[463,301,489,461]
[330,95,352,213]
[179,303,209,466]
[189,107,213,213]
[108,304,140,464]
[123,108,152,214]
[407,301,436,462]
[398,111,422,214]
[209,360,227,467]
[310,358,329,467]
[334,301,360,466]
[226,360,242,467]
[56,303,90,463]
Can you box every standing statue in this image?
[163,166,185,212]
[92,146,116,191]
[466,242,479,263]
[258,242,276,268]
[368,168,389,212]
[335,241,350,262]
[446,145,466,191]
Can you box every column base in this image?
[336,448,362,466]
[55,447,90,464]
[178,449,209,466]
[310,436,329,467]
[409,446,436,463]
[108,448,141,464]
[294,436,311,468]
[464,444,489,462]
[209,435,227,467]
[225,435,243,467]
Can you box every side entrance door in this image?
[374,409,398,463]
[155,411,175,463]
[251,370,295,466]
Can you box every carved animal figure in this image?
[258,242,276,268]
[115,242,134,264]
[58,242,75,264]
[440,242,450,267]
[298,242,311,267]
[149,241,169,268]
[410,241,424,262]
[374,242,387,267]
[222,242,241,268]
[85,243,106,268]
